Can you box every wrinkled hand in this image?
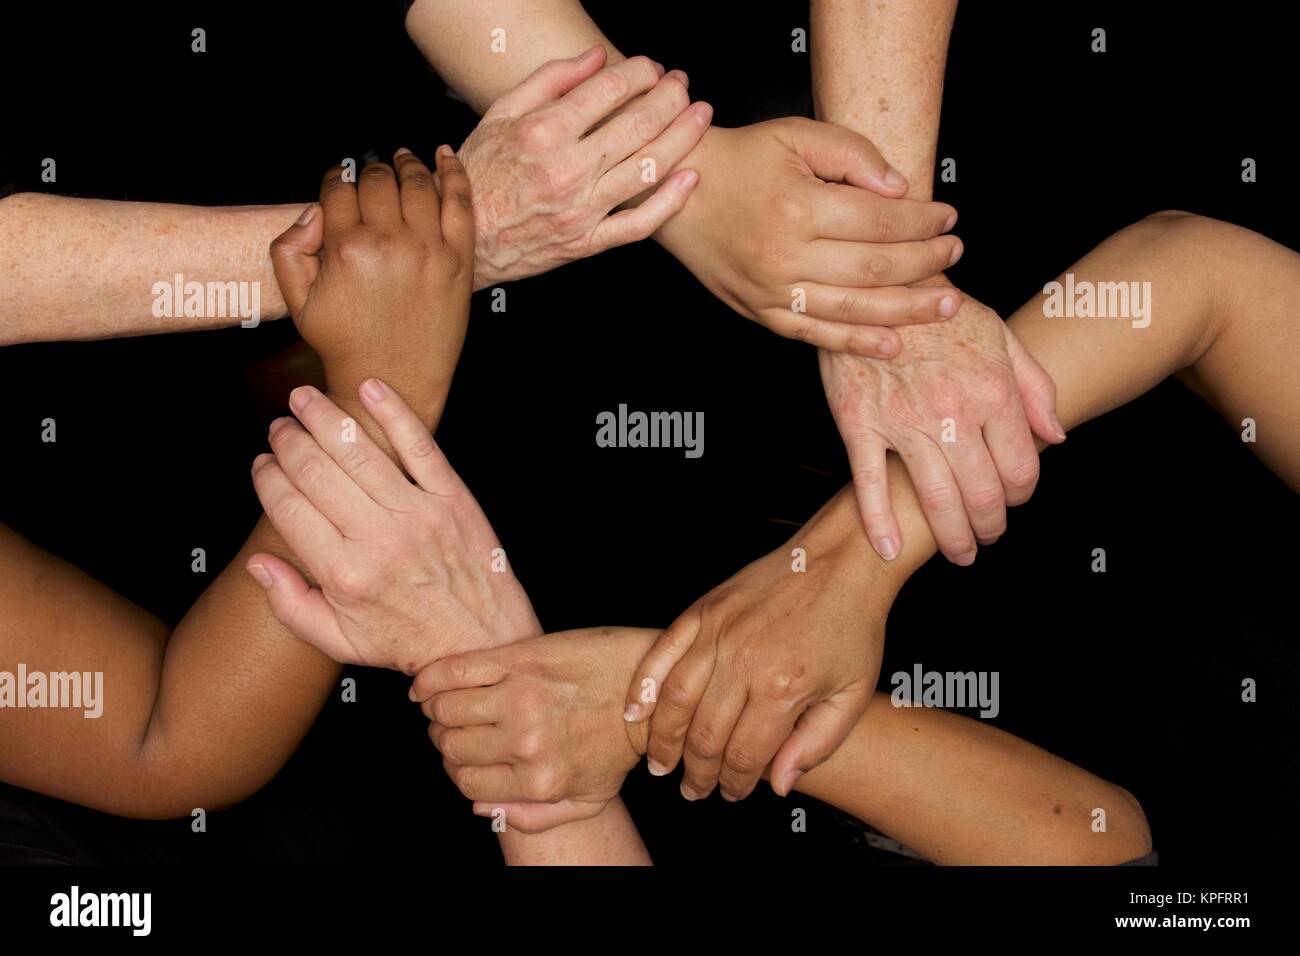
[820,286,1063,564]
[411,627,658,833]
[624,488,894,801]
[655,118,963,357]
[461,46,710,288]
[268,147,473,426]
[245,381,539,675]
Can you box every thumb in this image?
[490,45,607,117]
[245,552,350,660]
[790,120,909,197]
[1005,328,1066,444]
[269,204,323,317]
[768,688,868,797]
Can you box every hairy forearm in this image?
[0,193,299,344]
[812,0,957,199]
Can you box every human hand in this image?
[411,627,658,832]
[245,380,538,675]
[819,286,1063,564]
[268,147,474,428]
[460,46,710,288]
[654,118,963,357]
[624,487,896,801]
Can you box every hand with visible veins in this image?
[460,46,710,288]
[820,281,1063,564]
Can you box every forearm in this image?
[792,691,1152,864]
[811,0,957,198]
[405,0,623,114]
[0,193,298,344]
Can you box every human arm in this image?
[0,193,301,344]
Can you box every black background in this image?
[0,0,1295,872]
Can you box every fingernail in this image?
[875,338,899,359]
[289,385,317,412]
[471,805,495,818]
[943,211,957,233]
[779,770,803,795]
[394,147,412,158]
[720,791,738,803]
[667,69,688,89]
[408,683,419,701]
[1051,413,1067,442]
[623,703,643,722]
[680,782,701,801]
[652,60,665,74]
[647,759,669,777]
[679,169,699,190]
[296,204,317,226]
[251,452,274,472]
[938,295,959,318]
[436,144,453,158]
[268,417,293,436]
[947,239,964,268]
[875,536,899,561]
[361,378,387,403]
[246,562,273,589]
[953,550,977,567]
[883,167,908,188]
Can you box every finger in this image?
[842,428,901,561]
[646,632,717,780]
[595,100,712,209]
[268,204,323,317]
[788,119,910,196]
[768,687,870,797]
[287,384,412,509]
[792,282,961,327]
[424,687,503,727]
[429,723,510,766]
[471,800,604,834]
[1006,328,1066,444]
[267,413,375,536]
[443,762,520,803]
[760,306,902,358]
[679,677,746,801]
[806,235,963,289]
[898,437,978,565]
[434,146,474,260]
[250,452,345,574]
[811,184,957,242]
[582,70,690,174]
[357,161,402,231]
[589,168,699,252]
[393,148,440,234]
[623,610,702,723]
[983,404,1042,508]
[939,433,1008,546]
[490,45,607,117]
[244,552,349,658]
[558,55,663,135]
[717,700,798,802]
[319,165,360,245]
[410,652,508,702]
[355,378,459,495]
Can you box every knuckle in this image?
[269,495,302,528]
[293,455,325,488]
[524,768,562,803]
[338,442,371,473]
[361,162,394,182]
[965,483,1005,513]
[685,725,722,760]
[874,206,898,238]
[863,254,893,284]
[328,562,373,603]
[517,114,561,152]
[917,481,962,514]
[514,731,545,761]
[660,678,697,715]
[1004,456,1040,493]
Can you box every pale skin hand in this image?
[812,0,1061,560]
[460,47,710,289]
[624,487,894,802]
[623,211,1300,805]
[404,0,963,356]
[415,626,1153,864]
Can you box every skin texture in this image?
[0,194,298,343]
[410,212,1300,826]
[404,0,963,354]
[416,626,1154,865]
[460,47,710,288]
